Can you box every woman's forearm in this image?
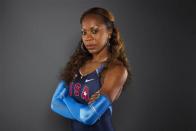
[62,94,111,125]
[50,80,74,119]
[51,80,112,125]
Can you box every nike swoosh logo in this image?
[85,79,94,83]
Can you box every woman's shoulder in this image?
[108,59,126,70]
[100,59,127,81]
[106,59,127,77]
[100,59,128,102]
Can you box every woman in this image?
[51,7,132,131]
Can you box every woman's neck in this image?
[91,47,110,63]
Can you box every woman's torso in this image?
[68,62,105,104]
[68,62,114,131]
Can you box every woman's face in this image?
[81,14,111,54]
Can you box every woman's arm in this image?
[61,63,128,125]
[88,62,128,103]
[50,80,112,125]
[50,80,74,119]
[99,63,128,103]
[51,62,127,125]
[62,94,111,125]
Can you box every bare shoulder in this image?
[106,60,128,78]
[100,60,128,102]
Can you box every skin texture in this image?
[80,14,128,104]
[81,14,111,60]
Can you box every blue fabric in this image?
[62,93,111,125]
[68,63,105,104]
[68,63,114,130]
[71,109,114,131]
[51,63,114,130]
[51,80,112,125]
[51,80,74,119]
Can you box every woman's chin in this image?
[88,49,97,54]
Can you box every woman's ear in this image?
[108,32,112,39]
[107,29,112,39]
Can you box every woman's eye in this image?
[91,29,98,34]
[81,29,98,35]
[81,31,86,35]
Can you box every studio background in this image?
[0,0,195,131]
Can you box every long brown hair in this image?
[59,7,132,89]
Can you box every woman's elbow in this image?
[50,98,56,112]
[79,111,98,125]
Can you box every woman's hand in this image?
[88,90,101,104]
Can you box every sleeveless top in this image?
[68,63,115,131]
[68,63,105,104]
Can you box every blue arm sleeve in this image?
[51,80,113,125]
[50,80,74,119]
[62,93,112,125]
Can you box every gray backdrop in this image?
[0,0,196,131]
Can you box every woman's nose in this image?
[84,33,93,41]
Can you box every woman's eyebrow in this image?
[81,25,99,30]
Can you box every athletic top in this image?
[68,63,114,131]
